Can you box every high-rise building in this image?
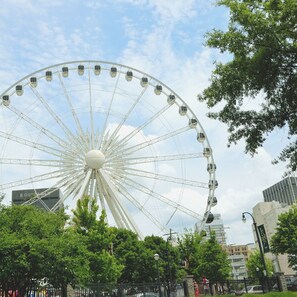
[203,213,227,245]
[263,176,297,205]
[12,188,62,210]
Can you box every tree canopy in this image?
[0,199,237,293]
[193,234,231,283]
[270,205,297,271]
[0,205,89,296]
[178,232,230,283]
[198,0,297,174]
[71,195,123,284]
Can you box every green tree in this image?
[245,250,273,279]
[194,234,231,283]
[44,229,90,294]
[178,231,203,275]
[198,0,297,174]
[0,205,89,297]
[71,196,123,283]
[143,235,186,286]
[270,205,297,271]
[72,194,100,232]
[111,227,145,283]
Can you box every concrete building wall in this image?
[253,201,294,275]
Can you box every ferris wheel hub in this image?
[85,150,105,169]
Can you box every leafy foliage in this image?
[0,205,88,296]
[143,235,186,285]
[245,250,273,278]
[178,231,203,275]
[0,199,237,292]
[193,234,231,283]
[110,227,144,283]
[270,205,297,271]
[198,0,297,174]
[178,232,230,283]
[71,195,123,284]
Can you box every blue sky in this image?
[0,0,287,244]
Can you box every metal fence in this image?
[0,283,186,297]
[1,275,294,297]
[211,276,280,294]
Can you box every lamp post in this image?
[163,229,177,297]
[242,212,268,291]
[154,253,161,297]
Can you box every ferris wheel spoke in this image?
[0,168,74,191]
[22,186,63,210]
[58,73,86,146]
[99,170,142,236]
[72,169,93,202]
[0,158,61,167]
[98,71,122,149]
[108,125,191,160]
[88,171,97,199]
[0,131,64,157]
[24,167,84,208]
[94,172,108,218]
[54,170,92,212]
[121,167,209,189]
[64,172,87,197]
[112,178,168,233]
[0,158,74,167]
[103,85,150,151]
[108,170,203,220]
[104,104,170,153]
[97,178,126,229]
[87,66,95,149]
[94,173,107,208]
[52,178,82,211]
[6,105,68,149]
[51,173,88,211]
[107,152,204,167]
[29,86,83,152]
[25,198,51,211]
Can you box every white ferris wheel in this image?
[0,61,217,238]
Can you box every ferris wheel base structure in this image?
[0,60,218,238]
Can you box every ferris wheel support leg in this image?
[99,170,143,239]
[74,169,92,201]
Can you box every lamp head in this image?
[242,213,246,223]
[154,253,160,261]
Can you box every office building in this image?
[203,213,227,245]
[12,188,62,210]
[263,176,297,205]
[224,243,257,279]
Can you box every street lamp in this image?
[164,229,177,297]
[242,212,268,290]
[154,253,161,297]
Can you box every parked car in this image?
[240,285,263,294]
[132,292,159,297]
[287,278,297,291]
